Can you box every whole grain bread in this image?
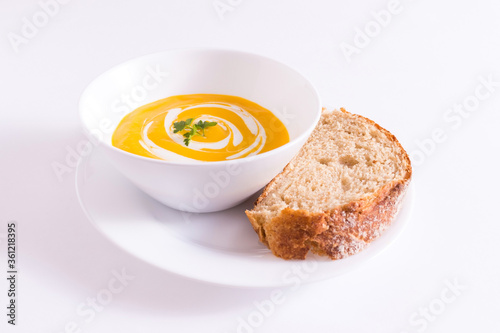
[245,108,412,260]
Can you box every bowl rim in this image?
[78,47,322,167]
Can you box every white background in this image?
[1,0,500,332]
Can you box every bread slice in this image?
[245,108,412,260]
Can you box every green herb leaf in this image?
[173,121,186,133]
[173,118,218,146]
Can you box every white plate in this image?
[76,148,414,288]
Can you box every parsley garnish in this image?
[173,118,217,146]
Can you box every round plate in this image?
[76,148,414,288]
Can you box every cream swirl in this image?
[139,102,267,162]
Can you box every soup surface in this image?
[112,94,290,162]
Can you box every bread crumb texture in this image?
[246,108,412,260]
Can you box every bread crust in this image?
[245,108,412,260]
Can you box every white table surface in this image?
[1,0,499,332]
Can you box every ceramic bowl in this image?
[79,48,321,212]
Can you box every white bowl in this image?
[79,48,321,213]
